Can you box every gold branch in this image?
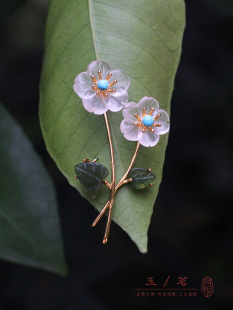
[91,141,140,237]
[101,112,116,244]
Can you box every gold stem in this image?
[91,200,110,227]
[102,179,112,189]
[115,141,140,191]
[102,112,115,243]
[91,141,140,228]
[103,199,114,244]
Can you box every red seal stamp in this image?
[201,277,214,297]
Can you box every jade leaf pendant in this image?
[75,162,109,191]
[128,168,156,189]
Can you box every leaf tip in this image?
[137,240,148,254]
[55,263,69,277]
[139,248,148,254]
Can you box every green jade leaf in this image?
[75,162,109,191]
[128,168,156,189]
[39,0,185,252]
[0,103,67,275]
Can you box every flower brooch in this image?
[73,60,130,114]
[121,97,169,147]
[73,60,170,243]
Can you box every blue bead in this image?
[97,80,108,91]
[142,115,154,127]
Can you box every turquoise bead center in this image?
[97,79,108,91]
[142,115,154,127]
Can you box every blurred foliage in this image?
[2,0,48,50]
[0,0,27,16]
[0,0,27,29]
[0,0,66,276]
[203,0,233,18]
[0,103,67,275]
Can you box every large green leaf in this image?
[0,103,67,275]
[39,0,185,252]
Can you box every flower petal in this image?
[74,72,93,98]
[139,131,160,147]
[114,91,129,105]
[87,60,111,80]
[82,94,108,115]
[108,69,130,95]
[105,95,124,112]
[153,109,170,135]
[138,97,159,117]
[122,102,139,122]
[120,120,142,141]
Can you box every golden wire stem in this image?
[103,199,114,244]
[143,108,146,116]
[107,88,116,92]
[122,178,133,184]
[91,200,110,227]
[101,112,116,243]
[98,70,102,80]
[91,142,140,229]
[115,141,140,191]
[134,113,141,121]
[148,127,155,133]
[106,73,112,81]
[154,113,161,121]
[103,179,112,189]
[153,123,162,127]
[92,75,96,83]
[149,107,155,116]
[109,80,117,87]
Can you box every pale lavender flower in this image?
[120,96,170,147]
[73,60,130,115]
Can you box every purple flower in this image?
[73,60,130,115]
[120,97,170,147]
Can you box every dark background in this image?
[0,0,232,309]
